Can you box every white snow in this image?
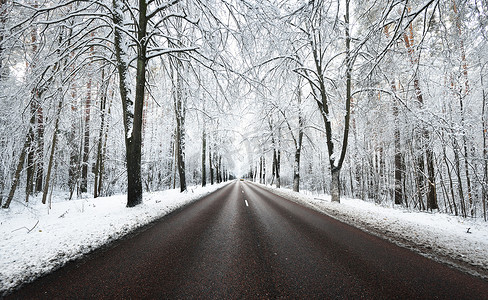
[257,184,488,279]
[0,183,227,295]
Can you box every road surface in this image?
[6,181,488,299]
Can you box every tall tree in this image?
[171,49,187,192]
[293,0,353,202]
[0,0,6,80]
[402,12,438,210]
[94,68,110,198]
[113,0,197,206]
[80,66,92,194]
[26,22,42,199]
[201,122,207,187]
[112,0,145,207]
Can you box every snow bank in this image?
[0,183,228,295]
[258,184,488,279]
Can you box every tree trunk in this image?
[28,22,44,196]
[209,143,214,185]
[0,0,6,205]
[220,156,223,182]
[0,0,6,79]
[391,82,404,205]
[293,82,304,192]
[453,140,467,217]
[217,155,222,183]
[270,121,277,186]
[416,154,426,211]
[384,26,404,205]
[214,155,219,183]
[175,109,186,192]
[452,0,473,216]
[97,95,111,197]
[94,69,108,198]
[172,57,187,192]
[3,132,32,209]
[26,27,39,199]
[81,77,91,194]
[259,156,263,184]
[170,26,187,193]
[202,127,206,187]
[35,100,44,194]
[443,147,458,216]
[215,153,219,183]
[331,168,341,202]
[113,0,146,207]
[378,144,385,202]
[172,134,177,189]
[42,99,63,205]
[25,109,36,200]
[126,139,143,206]
[215,153,220,183]
[293,149,301,192]
[276,148,281,188]
[457,96,473,216]
[403,19,437,210]
[307,0,352,203]
[329,0,351,202]
[438,161,452,214]
[68,89,79,199]
[41,27,66,204]
[68,51,79,199]
[271,148,276,186]
[128,0,147,206]
[426,149,438,210]
[481,62,487,221]
[393,128,404,205]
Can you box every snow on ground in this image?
[258,183,488,279]
[0,182,228,295]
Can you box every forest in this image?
[0,0,487,221]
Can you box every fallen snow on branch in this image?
[0,183,228,295]
[258,183,488,279]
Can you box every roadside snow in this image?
[0,183,228,295]
[258,184,488,279]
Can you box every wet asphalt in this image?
[5,180,488,299]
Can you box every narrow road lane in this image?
[6,181,488,299]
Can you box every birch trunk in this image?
[80,77,91,194]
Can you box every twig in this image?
[11,220,40,233]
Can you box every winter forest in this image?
[0,0,487,220]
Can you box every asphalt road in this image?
[6,181,488,299]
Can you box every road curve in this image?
[6,181,488,299]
